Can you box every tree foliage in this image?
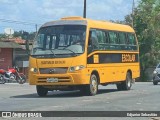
[0,30,36,41]
[124,0,160,80]
[14,30,36,40]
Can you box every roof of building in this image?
[0,41,22,48]
[9,37,26,44]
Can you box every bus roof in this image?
[41,16,135,33]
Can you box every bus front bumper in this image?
[29,72,90,86]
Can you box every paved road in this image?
[0,82,159,120]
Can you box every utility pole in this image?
[132,0,135,27]
[83,0,86,18]
[35,24,38,33]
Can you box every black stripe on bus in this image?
[87,53,139,64]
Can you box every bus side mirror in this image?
[25,40,30,55]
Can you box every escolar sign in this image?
[122,54,136,62]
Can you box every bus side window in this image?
[105,31,110,44]
[128,33,136,45]
[104,31,110,50]
[96,30,106,50]
[108,31,118,50]
[119,32,127,50]
[91,36,99,50]
[88,31,92,54]
[127,33,137,50]
[88,30,99,52]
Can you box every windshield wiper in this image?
[31,54,56,58]
[48,49,56,57]
[33,47,44,51]
[57,48,77,56]
[33,47,56,57]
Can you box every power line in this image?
[0,25,38,33]
[0,18,42,33]
[0,18,42,26]
[0,24,38,29]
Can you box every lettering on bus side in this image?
[93,55,99,63]
[87,53,138,64]
[41,61,65,64]
[122,54,136,62]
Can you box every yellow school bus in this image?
[28,16,140,96]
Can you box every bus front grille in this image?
[37,77,71,83]
[39,68,68,74]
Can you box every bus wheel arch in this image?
[127,69,132,79]
[91,70,100,84]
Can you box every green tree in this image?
[124,0,160,81]
[0,34,6,40]
[13,30,36,40]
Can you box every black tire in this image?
[116,83,123,91]
[86,74,98,96]
[36,85,48,97]
[116,72,132,91]
[16,75,26,84]
[153,81,158,85]
[0,74,6,84]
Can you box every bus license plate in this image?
[47,78,58,82]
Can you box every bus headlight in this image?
[69,65,85,72]
[30,68,38,73]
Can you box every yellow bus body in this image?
[28,16,140,92]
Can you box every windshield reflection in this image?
[31,25,86,57]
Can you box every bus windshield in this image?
[31,25,86,57]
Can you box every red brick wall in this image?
[0,48,13,70]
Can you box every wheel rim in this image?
[128,79,131,87]
[127,74,131,87]
[0,76,3,83]
[91,75,97,93]
[0,78,2,83]
[10,75,15,80]
[20,78,26,84]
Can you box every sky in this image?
[0,0,139,34]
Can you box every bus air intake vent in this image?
[39,68,68,74]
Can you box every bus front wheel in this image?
[36,85,48,97]
[87,74,98,96]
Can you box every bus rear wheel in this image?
[116,72,132,91]
[36,85,48,97]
